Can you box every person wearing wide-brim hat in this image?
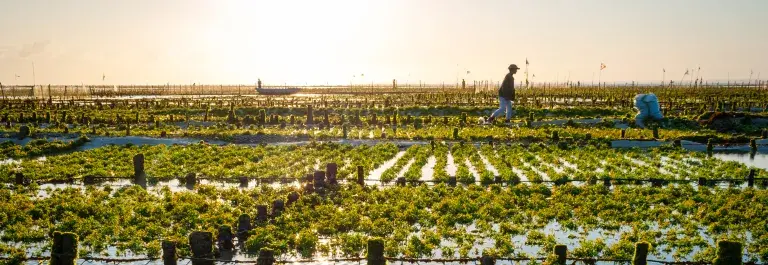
[486,64,520,123]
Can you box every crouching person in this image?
[634,93,663,128]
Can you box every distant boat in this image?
[255,86,300,95]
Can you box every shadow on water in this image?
[0,136,228,149]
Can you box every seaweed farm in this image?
[0,85,766,265]
[7,0,768,263]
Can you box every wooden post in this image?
[747,169,755,188]
[217,225,234,251]
[448,176,457,187]
[162,240,177,265]
[14,172,25,185]
[603,177,611,187]
[18,125,29,140]
[326,163,338,185]
[51,231,78,265]
[306,105,313,125]
[239,176,248,188]
[553,245,567,265]
[185,173,197,187]
[287,192,299,206]
[453,127,459,139]
[83,175,96,185]
[257,248,275,265]
[621,129,626,139]
[313,171,326,190]
[480,255,495,265]
[633,242,649,265]
[396,177,406,186]
[650,178,662,187]
[256,205,268,222]
[133,153,145,183]
[367,238,385,265]
[357,165,365,186]
[493,175,502,184]
[272,199,285,216]
[653,127,659,139]
[303,183,315,193]
[237,214,251,244]
[713,240,742,265]
[189,231,214,265]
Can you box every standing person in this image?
[486,64,520,123]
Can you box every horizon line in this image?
[1,80,765,87]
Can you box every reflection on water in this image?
[366,150,406,185]
[32,178,302,198]
[420,156,437,182]
[714,152,768,170]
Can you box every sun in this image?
[198,1,376,84]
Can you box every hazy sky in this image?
[1,0,766,85]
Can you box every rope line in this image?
[10,175,768,186]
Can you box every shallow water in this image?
[0,158,20,165]
[11,219,757,265]
[30,178,304,198]
[420,156,437,182]
[5,151,764,263]
[7,142,764,193]
[5,134,766,161]
[79,136,228,149]
[714,152,768,170]
[0,136,228,149]
[446,152,458,176]
[465,159,479,182]
[366,150,406,185]
[397,158,417,179]
[480,154,499,176]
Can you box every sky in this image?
[0,0,766,85]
